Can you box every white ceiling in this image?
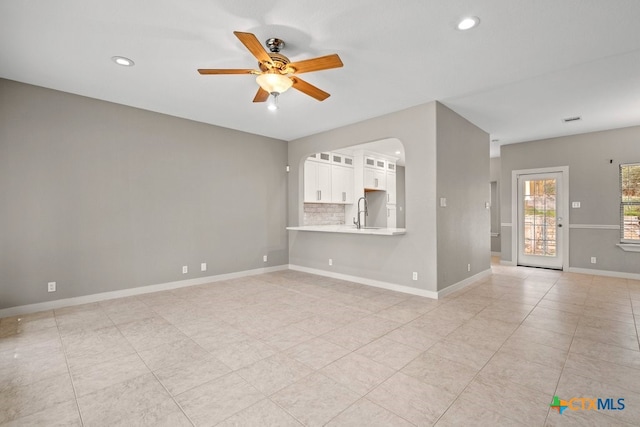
[2,1,640,157]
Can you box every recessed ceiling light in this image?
[112,56,135,67]
[457,16,480,31]
[395,151,401,155]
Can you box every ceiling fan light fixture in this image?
[267,93,280,111]
[256,73,293,94]
[457,16,480,30]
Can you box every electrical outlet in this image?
[591,257,597,264]
[182,265,188,274]
[467,264,471,272]
[329,258,333,266]
[201,262,207,272]
[439,197,447,207]
[47,282,56,292]
[263,255,268,262]
[412,272,418,280]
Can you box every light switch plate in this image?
[440,198,447,207]
[572,201,581,208]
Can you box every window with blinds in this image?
[621,163,640,243]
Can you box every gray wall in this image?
[0,79,288,309]
[288,103,439,292]
[288,102,490,294]
[500,125,640,274]
[435,103,490,290]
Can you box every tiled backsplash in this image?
[303,203,345,225]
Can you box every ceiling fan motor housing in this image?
[265,38,285,52]
[259,52,291,73]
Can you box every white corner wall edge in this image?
[567,267,640,281]
[0,265,288,318]
[289,264,491,299]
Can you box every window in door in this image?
[621,163,640,243]
[523,178,557,256]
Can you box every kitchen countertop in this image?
[286,225,406,236]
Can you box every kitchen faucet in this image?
[353,196,368,229]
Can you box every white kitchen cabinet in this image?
[304,159,332,203]
[307,152,331,163]
[386,205,397,228]
[364,155,387,190]
[386,171,396,204]
[331,165,354,204]
[364,167,386,190]
[331,153,353,167]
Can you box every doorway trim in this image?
[511,166,570,271]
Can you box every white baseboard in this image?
[288,265,491,299]
[289,264,439,299]
[500,260,516,266]
[1,263,514,318]
[0,265,288,318]
[437,269,492,298]
[567,267,640,281]
[491,252,501,257]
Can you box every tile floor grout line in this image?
[631,287,640,351]
[144,360,197,426]
[541,273,584,427]
[266,393,307,426]
[437,267,580,425]
[543,275,640,425]
[430,267,555,426]
[53,309,87,427]
[110,312,202,427]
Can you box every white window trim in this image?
[620,162,640,245]
[617,243,640,252]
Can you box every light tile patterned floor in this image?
[1,263,640,426]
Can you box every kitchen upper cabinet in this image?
[304,159,332,203]
[364,168,386,190]
[331,165,354,203]
[364,156,386,190]
[304,152,353,204]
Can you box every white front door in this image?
[517,172,565,269]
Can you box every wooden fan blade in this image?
[289,54,343,74]
[291,77,330,101]
[253,87,269,102]
[198,69,256,75]
[234,31,272,64]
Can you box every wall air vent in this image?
[562,116,582,123]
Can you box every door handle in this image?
[558,224,563,227]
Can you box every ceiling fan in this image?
[198,31,343,107]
